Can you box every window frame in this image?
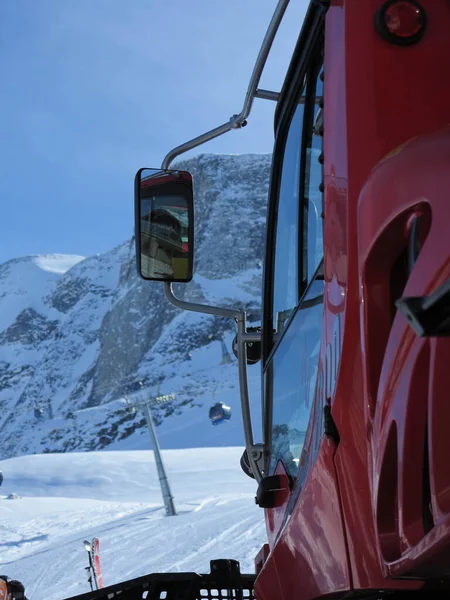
[263,35,324,366]
[261,27,325,479]
[299,56,324,293]
[265,261,325,480]
[270,82,306,335]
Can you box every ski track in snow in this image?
[0,448,266,600]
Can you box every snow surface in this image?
[31,256,85,275]
[0,448,265,600]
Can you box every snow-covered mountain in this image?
[0,154,271,459]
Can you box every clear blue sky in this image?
[0,1,308,263]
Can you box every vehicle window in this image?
[303,66,324,286]
[272,61,323,337]
[266,53,325,483]
[272,91,305,333]
[269,275,324,478]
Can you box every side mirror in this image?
[134,168,194,282]
[240,448,256,479]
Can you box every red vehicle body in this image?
[253,1,450,598]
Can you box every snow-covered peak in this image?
[0,254,82,334]
[31,254,85,274]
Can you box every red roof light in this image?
[386,2,422,36]
[375,1,426,45]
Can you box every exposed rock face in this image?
[0,154,271,458]
[0,309,58,345]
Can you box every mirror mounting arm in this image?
[164,282,263,482]
[164,282,241,320]
[161,0,289,170]
[158,1,291,483]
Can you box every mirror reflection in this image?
[136,169,193,282]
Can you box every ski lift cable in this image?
[3,340,255,421]
[15,328,240,403]
[18,333,238,401]
[82,342,239,398]
[1,363,251,421]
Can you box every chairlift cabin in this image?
[34,407,44,420]
[209,402,231,426]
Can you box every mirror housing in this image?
[240,448,256,479]
[134,168,194,282]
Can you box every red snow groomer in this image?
[64,0,450,599]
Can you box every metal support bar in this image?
[163,283,262,482]
[254,89,280,102]
[161,0,290,170]
[162,121,240,170]
[164,282,241,320]
[241,331,262,344]
[157,0,291,483]
[236,318,261,481]
[239,0,289,119]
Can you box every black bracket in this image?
[255,474,292,509]
[232,327,261,365]
[324,405,340,445]
[396,279,450,337]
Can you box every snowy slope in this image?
[0,448,265,600]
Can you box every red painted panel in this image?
[256,440,350,600]
[264,462,293,549]
[258,0,450,594]
[359,129,450,579]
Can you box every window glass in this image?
[272,97,305,333]
[267,57,325,484]
[270,277,324,478]
[303,67,324,285]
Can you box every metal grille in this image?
[64,560,255,600]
